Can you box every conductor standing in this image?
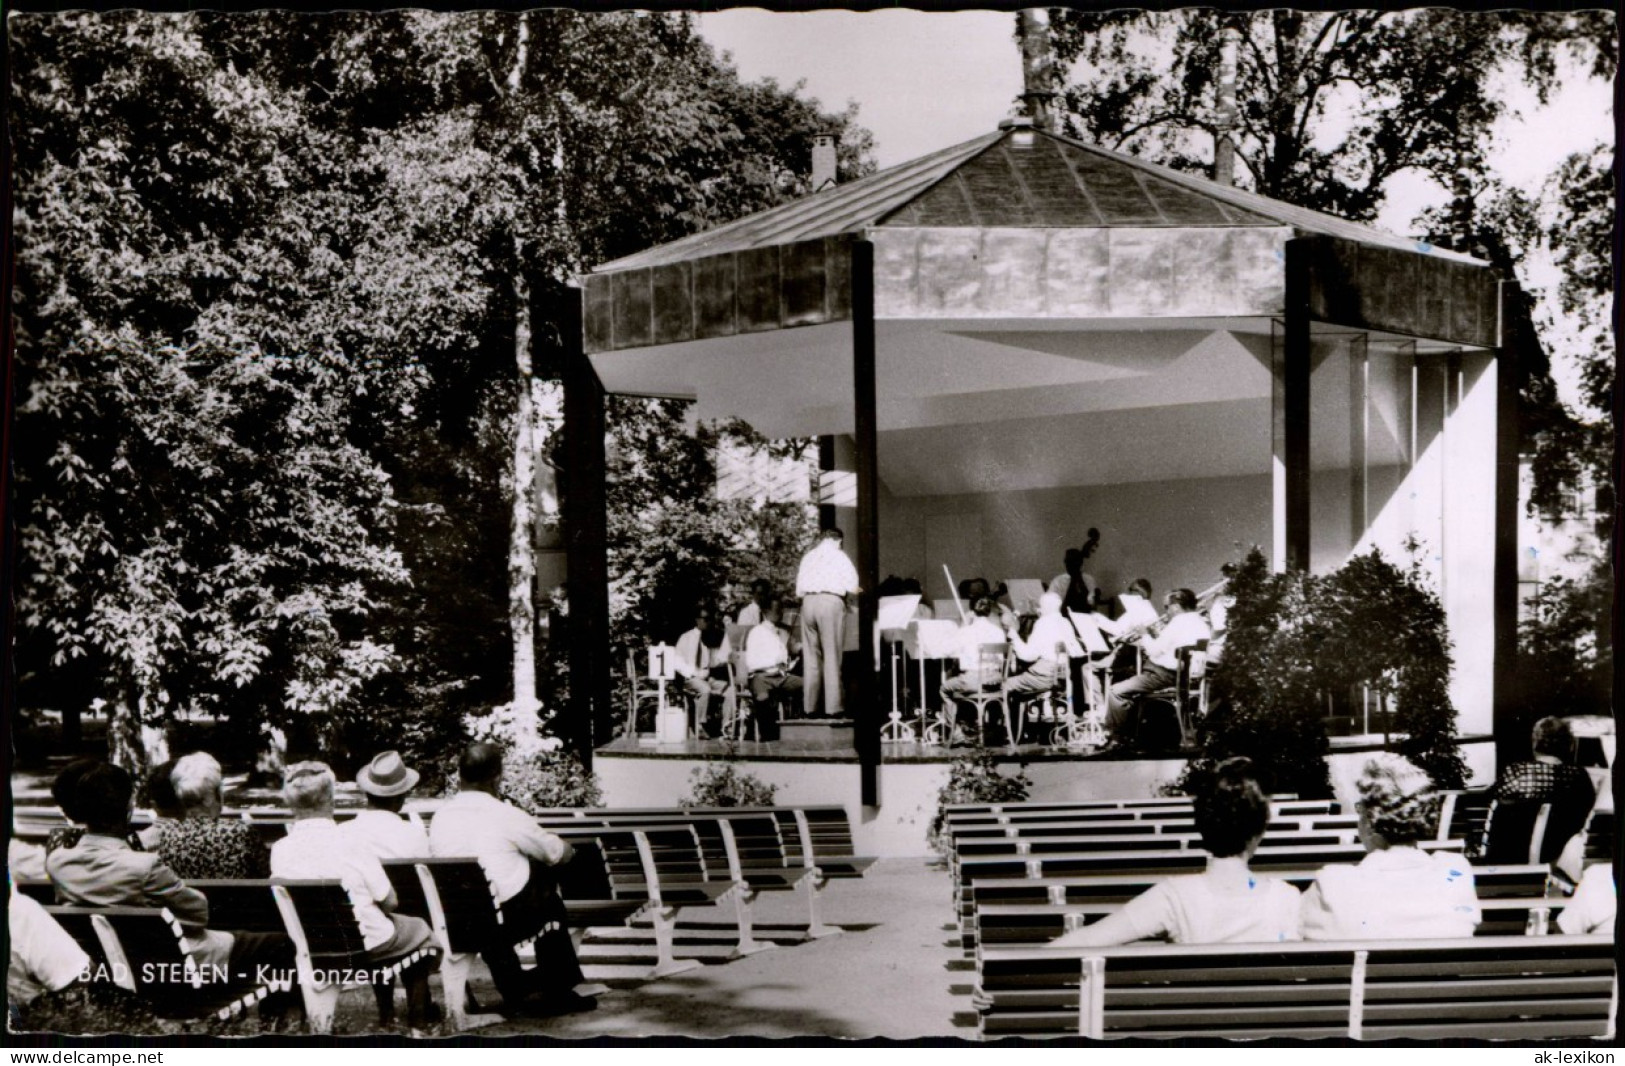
[795,526,860,718]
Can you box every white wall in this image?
[877,473,1273,602]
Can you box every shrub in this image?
[1197,546,1464,797]
[928,751,1031,855]
[680,761,778,808]
[438,744,602,814]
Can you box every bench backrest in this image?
[413,859,503,951]
[271,879,369,964]
[978,935,1617,1040]
[189,880,286,933]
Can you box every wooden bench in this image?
[270,879,438,1033]
[47,904,286,1024]
[976,935,1617,1040]
[545,812,841,941]
[954,842,1470,926]
[965,863,1554,953]
[949,813,1359,842]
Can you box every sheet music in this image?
[1002,578,1046,614]
[878,594,923,633]
[911,618,962,659]
[1117,593,1159,630]
[1067,609,1111,655]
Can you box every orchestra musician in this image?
[1049,528,1101,614]
[1006,592,1085,723]
[1101,588,1211,751]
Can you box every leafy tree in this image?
[1046,9,1611,221]
[9,10,872,776]
[10,13,411,775]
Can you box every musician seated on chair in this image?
[1005,592,1084,723]
[1103,588,1211,750]
[940,596,1009,698]
[672,604,733,740]
[743,596,801,742]
[734,579,774,627]
[960,577,1020,632]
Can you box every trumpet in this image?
[1115,577,1229,646]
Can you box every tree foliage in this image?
[1202,547,1464,798]
[9,11,872,773]
[1047,9,1611,221]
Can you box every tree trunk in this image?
[508,263,541,737]
[106,685,168,779]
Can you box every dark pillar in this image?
[1491,282,1523,772]
[557,289,610,769]
[817,436,838,531]
[851,241,881,807]
[1282,238,1314,571]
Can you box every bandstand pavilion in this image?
[551,119,1519,838]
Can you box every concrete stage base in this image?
[593,736,1496,858]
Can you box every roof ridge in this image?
[1040,130,1487,265]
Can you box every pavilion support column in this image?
[559,289,610,770]
[1281,239,1314,572]
[817,436,838,531]
[851,240,881,808]
[1491,281,1523,772]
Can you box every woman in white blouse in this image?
[1300,754,1481,940]
[1049,758,1302,947]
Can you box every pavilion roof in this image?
[592,126,1485,276]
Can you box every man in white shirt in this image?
[1104,588,1211,749]
[428,743,593,1017]
[1005,593,1086,729]
[271,762,438,1030]
[735,579,774,627]
[795,527,859,718]
[342,751,431,860]
[672,606,733,739]
[940,597,1010,697]
[743,597,801,742]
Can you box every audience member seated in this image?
[137,759,182,850]
[9,892,89,1028]
[271,762,439,1032]
[45,757,141,856]
[1556,863,1615,936]
[1487,717,1597,866]
[45,760,297,1014]
[428,743,595,1018]
[672,604,734,740]
[155,752,269,880]
[1301,754,1480,940]
[1005,592,1085,727]
[1103,588,1210,750]
[735,578,775,627]
[341,751,431,860]
[1049,758,1302,946]
[10,838,49,882]
[743,596,801,742]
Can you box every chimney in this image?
[811,133,838,192]
[1213,21,1240,186]
[1017,9,1058,133]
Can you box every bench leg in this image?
[798,871,841,940]
[299,982,340,1035]
[647,905,703,979]
[725,883,775,958]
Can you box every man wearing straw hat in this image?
[342,751,431,860]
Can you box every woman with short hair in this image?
[1049,758,1302,946]
[1300,754,1481,940]
[153,752,268,880]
